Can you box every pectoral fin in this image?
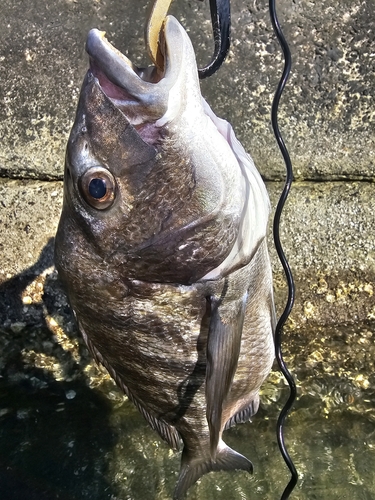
[205,292,248,457]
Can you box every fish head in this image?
[57,16,260,284]
[62,17,189,246]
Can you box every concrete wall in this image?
[1,0,374,328]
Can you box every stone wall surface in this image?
[1,179,374,329]
[1,0,374,180]
[0,0,374,329]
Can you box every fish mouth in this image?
[85,16,195,126]
[86,29,161,101]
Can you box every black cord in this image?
[198,0,231,79]
[269,1,298,498]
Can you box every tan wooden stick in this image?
[145,0,174,71]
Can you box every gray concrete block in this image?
[268,181,375,326]
[1,0,374,180]
[0,179,373,329]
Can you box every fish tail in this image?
[173,443,253,500]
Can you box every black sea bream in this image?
[55,15,275,499]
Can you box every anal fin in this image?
[224,395,260,431]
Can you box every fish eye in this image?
[78,166,116,210]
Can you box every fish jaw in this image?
[62,77,243,283]
[85,15,204,134]
[80,16,271,282]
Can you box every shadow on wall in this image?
[0,238,119,499]
[0,239,198,500]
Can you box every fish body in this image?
[55,16,275,499]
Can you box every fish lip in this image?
[85,28,162,100]
[85,17,200,126]
[86,29,139,76]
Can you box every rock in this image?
[268,181,375,326]
[0,0,374,337]
[1,0,374,180]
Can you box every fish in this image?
[54,15,275,500]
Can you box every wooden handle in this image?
[145,0,173,71]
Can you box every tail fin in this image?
[173,443,253,500]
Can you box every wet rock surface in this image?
[0,317,374,499]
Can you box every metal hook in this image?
[144,0,231,78]
[198,0,231,79]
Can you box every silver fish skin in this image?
[55,15,275,500]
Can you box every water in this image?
[0,321,374,500]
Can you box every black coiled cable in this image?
[269,1,298,498]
